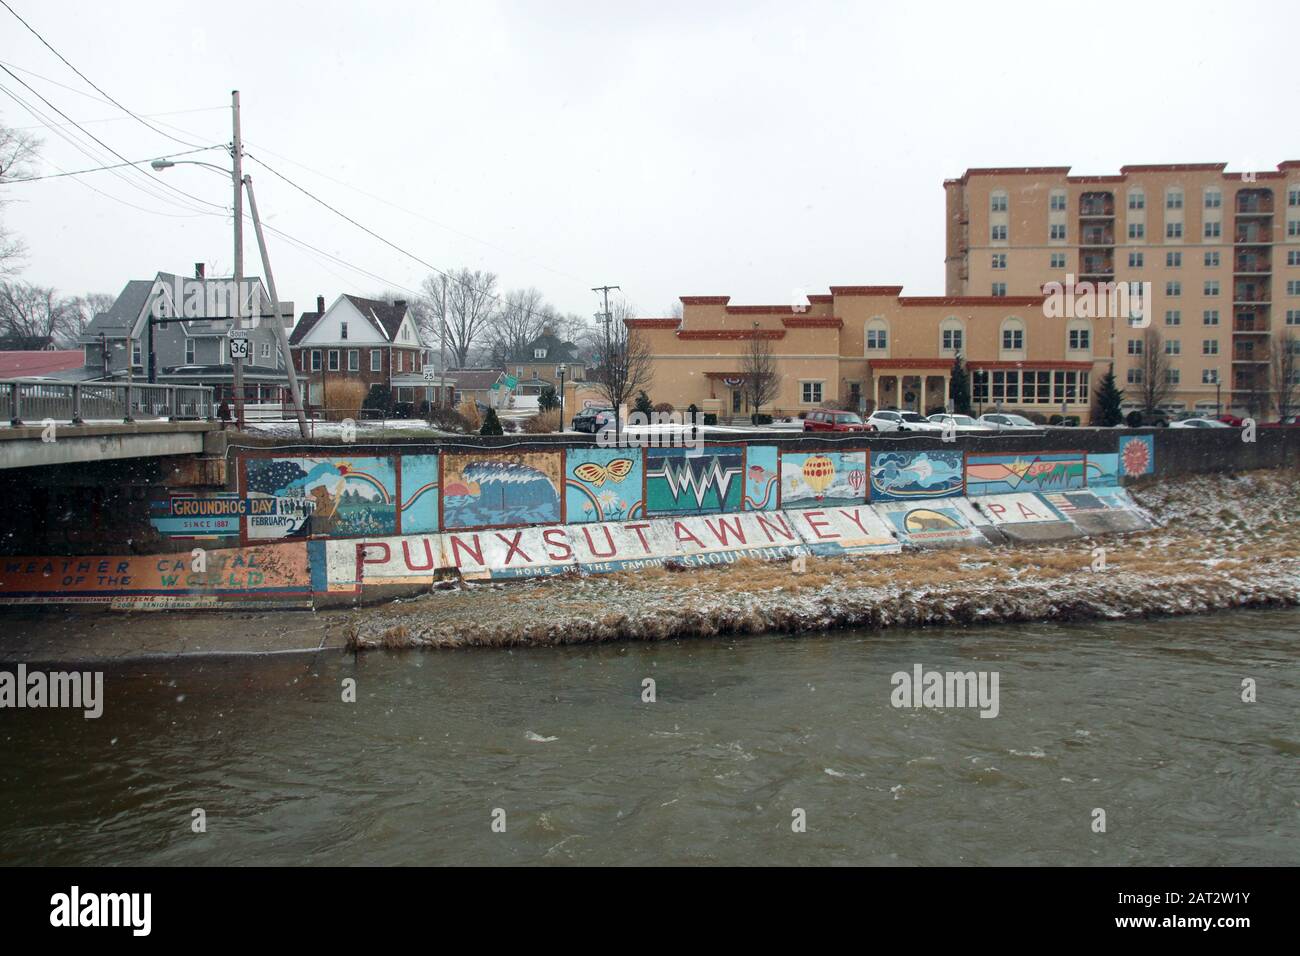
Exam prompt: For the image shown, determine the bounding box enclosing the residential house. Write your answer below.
[506,329,586,395]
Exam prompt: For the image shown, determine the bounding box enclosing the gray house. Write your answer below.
[80,269,295,403]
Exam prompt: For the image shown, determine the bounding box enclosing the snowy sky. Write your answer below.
[2,0,1294,320]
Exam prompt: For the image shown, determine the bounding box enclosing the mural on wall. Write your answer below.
[399,454,440,534]
[149,494,242,539]
[964,452,1087,497]
[1086,453,1119,487]
[870,450,963,501]
[245,456,395,538]
[780,451,868,510]
[743,445,780,511]
[1117,435,1155,477]
[645,446,744,516]
[876,501,981,546]
[564,448,644,523]
[441,451,562,529]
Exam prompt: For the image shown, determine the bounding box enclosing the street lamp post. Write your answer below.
[556,364,567,432]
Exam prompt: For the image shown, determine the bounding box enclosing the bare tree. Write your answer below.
[739,322,781,419]
[1272,331,1299,420]
[60,291,115,347]
[0,120,41,277]
[589,300,653,436]
[485,287,550,366]
[419,268,499,368]
[0,281,80,344]
[1137,327,1174,413]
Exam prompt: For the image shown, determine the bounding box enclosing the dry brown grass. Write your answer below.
[323,379,367,421]
[457,400,482,432]
[521,409,561,434]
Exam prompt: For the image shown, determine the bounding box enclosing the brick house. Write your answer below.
[290,294,447,408]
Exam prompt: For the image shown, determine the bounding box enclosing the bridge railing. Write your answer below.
[0,379,214,425]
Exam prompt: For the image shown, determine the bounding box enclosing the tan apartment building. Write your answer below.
[628,287,1100,421]
[945,162,1300,414]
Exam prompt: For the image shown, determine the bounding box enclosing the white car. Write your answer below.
[1169,417,1230,429]
[868,410,945,433]
[977,413,1040,430]
[927,413,992,432]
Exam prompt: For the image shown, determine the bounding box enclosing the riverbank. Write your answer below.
[347,469,1300,649]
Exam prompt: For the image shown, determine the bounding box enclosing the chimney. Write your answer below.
[195,262,205,279]
[394,299,407,309]
[317,295,325,314]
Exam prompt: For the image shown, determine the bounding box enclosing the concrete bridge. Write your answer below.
[0,378,218,469]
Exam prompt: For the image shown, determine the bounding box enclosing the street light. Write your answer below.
[556,364,567,432]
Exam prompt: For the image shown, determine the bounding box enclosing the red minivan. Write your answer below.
[802,410,872,432]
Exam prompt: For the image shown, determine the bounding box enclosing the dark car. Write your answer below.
[802,409,872,432]
[571,407,615,433]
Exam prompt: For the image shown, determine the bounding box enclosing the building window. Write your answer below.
[991,253,1006,270]
[328,350,339,370]
[1205,251,1220,267]
[1288,250,1300,266]
[1166,281,1181,296]
[1203,310,1220,325]
[261,342,271,358]
[1128,223,1145,239]
[1000,318,1025,351]
[311,350,321,371]
[1127,338,1143,356]
[1204,221,1221,238]
[1202,368,1219,384]
[1203,340,1219,355]
[1050,253,1066,269]
[990,192,1008,212]
[801,381,823,404]
[371,349,382,371]
[534,348,547,359]
[1166,222,1183,239]
[1287,309,1300,326]
[1288,280,1300,295]
[1049,192,1066,211]
[184,339,195,364]
[395,352,403,373]
[991,282,1007,297]
[991,224,1007,241]
[1127,368,1144,385]
[1205,189,1221,209]
[1289,220,1300,237]
[348,349,359,371]
[1204,281,1220,296]
[1166,251,1181,267]
[1165,368,1180,385]
[1165,340,1181,355]
[1129,252,1144,268]
[1068,328,1090,350]
[1128,191,1145,210]
[940,318,964,353]
[1049,224,1067,241]
[1166,189,1183,209]
[1165,310,1181,326]
[340,321,348,341]
[866,328,888,350]
[131,341,142,366]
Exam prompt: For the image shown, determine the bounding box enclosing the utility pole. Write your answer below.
[592,284,620,433]
[243,174,309,437]
[440,273,448,407]
[231,90,246,429]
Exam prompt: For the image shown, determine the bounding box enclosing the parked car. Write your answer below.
[1125,408,1170,427]
[926,413,991,432]
[571,406,615,433]
[867,410,940,432]
[1215,413,1245,427]
[1169,417,1230,429]
[803,409,871,432]
[977,413,1039,430]
[1260,415,1300,428]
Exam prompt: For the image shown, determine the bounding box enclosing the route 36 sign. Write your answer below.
[228,329,250,360]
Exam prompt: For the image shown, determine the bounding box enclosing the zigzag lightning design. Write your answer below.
[649,457,740,508]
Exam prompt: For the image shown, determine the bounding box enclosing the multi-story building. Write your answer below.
[506,328,586,395]
[945,162,1300,414]
[628,287,1097,421]
[290,294,443,408]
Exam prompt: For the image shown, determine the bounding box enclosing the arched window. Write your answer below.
[865,317,890,356]
[939,316,965,355]
[999,316,1026,355]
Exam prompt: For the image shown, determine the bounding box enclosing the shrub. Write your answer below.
[427,407,471,433]
[538,385,559,411]
[362,383,392,413]
[653,401,674,414]
[1125,410,1144,428]
[480,407,504,435]
[703,412,718,426]
[324,378,367,422]
[751,413,773,425]
[457,400,482,432]
[1020,410,1048,425]
[634,391,654,416]
[521,409,561,434]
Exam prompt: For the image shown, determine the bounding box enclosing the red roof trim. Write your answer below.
[867,359,952,369]
[725,304,804,314]
[679,296,730,305]
[623,318,681,329]
[899,295,1046,307]
[781,317,843,328]
[677,330,786,340]
[1119,163,1226,173]
[829,285,904,296]
[959,166,1071,184]
[968,361,1095,370]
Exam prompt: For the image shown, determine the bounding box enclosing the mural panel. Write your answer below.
[564,448,644,523]
[870,450,964,501]
[743,445,780,511]
[670,512,807,566]
[441,451,562,529]
[645,446,743,516]
[442,525,573,579]
[784,506,899,556]
[964,452,1087,497]
[780,451,868,510]
[1085,453,1119,487]
[399,454,441,533]
[244,456,396,538]
[974,493,1064,525]
[569,519,676,573]
[1117,435,1155,477]
[874,501,982,547]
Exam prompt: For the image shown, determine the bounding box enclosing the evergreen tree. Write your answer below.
[949,354,972,415]
[634,390,654,417]
[538,385,559,411]
[479,407,504,435]
[1094,369,1125,426]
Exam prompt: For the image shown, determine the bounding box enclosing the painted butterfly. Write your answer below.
[572,458,634,486]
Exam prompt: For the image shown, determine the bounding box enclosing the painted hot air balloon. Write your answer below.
[801,455,835,499]
[847,469,865,496]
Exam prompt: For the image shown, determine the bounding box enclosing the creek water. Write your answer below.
[1,609,1296,865]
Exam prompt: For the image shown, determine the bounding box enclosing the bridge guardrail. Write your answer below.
[0,379,214,426]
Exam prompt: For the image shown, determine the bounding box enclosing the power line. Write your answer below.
[0,0,209,150]
[7,105,227,132]
[4,144,225,183]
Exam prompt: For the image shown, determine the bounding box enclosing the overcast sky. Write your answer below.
[2,0,1295,321]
